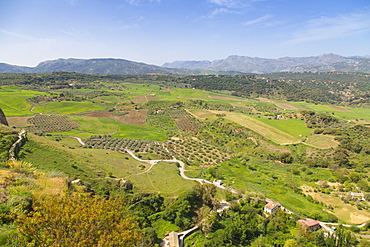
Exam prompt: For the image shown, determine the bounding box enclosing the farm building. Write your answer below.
[350,192,365,201]
[264,201,280,214]
[298,219,321,231]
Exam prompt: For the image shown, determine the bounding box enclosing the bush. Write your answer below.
[16,194,143,246]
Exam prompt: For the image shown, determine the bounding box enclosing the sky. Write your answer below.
[1,0,370,67]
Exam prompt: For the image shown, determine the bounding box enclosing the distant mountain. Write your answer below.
[0,63,32,73]
[33,58,182,74]
[0,58,205,75]
[2,54,370,75]
[163,54,370,73]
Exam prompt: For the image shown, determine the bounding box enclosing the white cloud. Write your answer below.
[207,0,265,8]
[205,8,236,18]
[290,12,370,44]
[243,14,272,26]
[207,0,244,8]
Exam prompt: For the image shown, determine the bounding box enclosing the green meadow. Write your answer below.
[128,161,197,197]
[112,123,167,141]
[281,101,370,121]
[33,101,105,114]
[253,117,313,139]
[51,116,167,141]
[0,86,46,116]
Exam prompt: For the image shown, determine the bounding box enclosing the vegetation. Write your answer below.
[1,71,370,246]
[16,194,143,246]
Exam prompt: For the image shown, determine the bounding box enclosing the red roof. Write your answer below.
[299,219,320,227]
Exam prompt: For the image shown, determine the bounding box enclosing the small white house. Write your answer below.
[264,201,280,214]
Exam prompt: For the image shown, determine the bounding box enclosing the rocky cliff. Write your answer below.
[0,109,9,126]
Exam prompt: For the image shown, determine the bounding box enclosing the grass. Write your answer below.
[19,134,194,197]
[49,116,167,141]
[253,117,313,138]
[72,148,148,178]
[210,110,303,144]
[19,137,97,179]
[33,101,105,114]
[210,157,337,221]
[115,83,161,97]
[285,101,370,122]
[112,123,167,141]
[155,88,210,101]
[6,116,32,127]
[68,116,119,135]
[304,135,338,149]
[0,86,46,116]
[129,161,197,197]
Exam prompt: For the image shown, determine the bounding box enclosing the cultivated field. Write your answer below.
[33,101,105,114]
[304,134,338,149]
[209,110,303,144]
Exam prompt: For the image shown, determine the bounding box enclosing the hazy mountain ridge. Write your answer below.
[1,54,370,75]
[163,54,370,73]
[0,58,197,75]
[0,63,33,73]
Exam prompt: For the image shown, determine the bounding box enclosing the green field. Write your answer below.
[33,101,105,114]
[279,101,370,121]
[112,123,167,141]
[154,87,211,101]
[0,86,46,116]
[50,116,167,141]
[252,116,313,138]
[128,161,197,196]
[210,110,303,144]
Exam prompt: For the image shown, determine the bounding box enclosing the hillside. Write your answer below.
[163,53,370,73]
[1,73,370,246]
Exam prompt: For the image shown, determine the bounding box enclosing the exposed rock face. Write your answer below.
[0,109,9,126]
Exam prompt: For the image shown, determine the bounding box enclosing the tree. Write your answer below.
[17,194,143,246]
[280,153,293,164]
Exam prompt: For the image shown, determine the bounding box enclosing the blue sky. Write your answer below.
[1,0,370,66]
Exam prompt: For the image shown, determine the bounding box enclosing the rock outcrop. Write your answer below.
[0,109,9,126]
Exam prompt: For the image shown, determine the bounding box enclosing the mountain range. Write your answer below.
[163,53,370,74]
[0,58,188,75]
[1,54,370,75]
